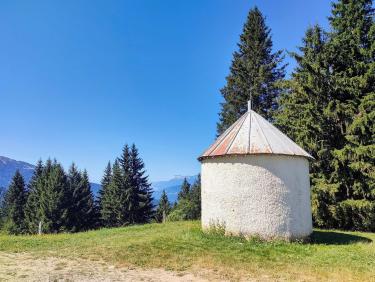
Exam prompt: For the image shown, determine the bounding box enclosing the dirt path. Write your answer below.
[0,252,219,282]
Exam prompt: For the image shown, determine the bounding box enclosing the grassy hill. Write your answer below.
[0,221,374,281]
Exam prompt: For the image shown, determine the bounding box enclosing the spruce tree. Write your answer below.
[119,144,137,224]
[39,160,70,233]
[24,159,43,233]
[178,178,190,201]
[5,170,27,234]
[97,161,112,225]
[67,163,81,231]
[326,0,375,230]
[276,0,375,231]
[190,174,201,219]
[67,164,96,232]
[79,170,96,230]
[275,26,338,227]
[129,144,154,223]
[97,162,111,207]
[155,190,171,222]
[217,6,285,135]
[100,160,124,227]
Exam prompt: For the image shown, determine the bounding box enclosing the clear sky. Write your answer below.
[0,0,331,183]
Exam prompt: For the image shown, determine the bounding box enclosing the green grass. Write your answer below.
[0,221,374,281]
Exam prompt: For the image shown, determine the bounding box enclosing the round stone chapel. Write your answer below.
[198,102,313,240]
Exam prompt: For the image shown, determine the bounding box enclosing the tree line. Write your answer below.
[218,0,374,231]
[0,144,155,234]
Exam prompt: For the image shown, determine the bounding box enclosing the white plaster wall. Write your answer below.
[201,155,312,240]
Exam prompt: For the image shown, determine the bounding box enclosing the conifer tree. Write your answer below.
[275,26,338,227]
[67,163,81,231]
[100,160,124,227]
[276,0,374,231]
[190,174,201,219]
[129,144,154,223]
[119,144,137,224]
[97,162,111,207]
[178,178,190,201]
[67,164,96,232]
[5,170,27,234]
[326,0,375,230]
[39,160,70,233]
[326,0,374,196]
[217,6,285,135]
[156,190,171,222]
[78,170,96,230]
[24,159,43,233]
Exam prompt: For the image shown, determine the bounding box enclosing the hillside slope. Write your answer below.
[0,156,34,188]
[0,221,374,281]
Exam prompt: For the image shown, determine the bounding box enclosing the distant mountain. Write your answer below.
[0,156,35,188]
[152,175,198,203]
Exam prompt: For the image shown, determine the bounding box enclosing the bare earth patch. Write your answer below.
[0,252,220,282]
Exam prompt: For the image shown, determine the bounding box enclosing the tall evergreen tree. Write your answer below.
[67,164,96,232]
[100,160,124,227]
[190,174,201,220]
[66,163,81,231]
[39,160,70,233]
[178,178,190,201]
[98,162,111,207]
[129,144,154,223]
[78,170,96,230]
[276,0,374,231]
[4,170,27,234]
[217,6,285,135]
[275,26,338,227]
[326,0,375,230]
[24,159,44,233]
[155,190,171,222]
[119,144,138,224]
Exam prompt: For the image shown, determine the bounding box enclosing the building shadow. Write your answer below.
[310,230,372,245]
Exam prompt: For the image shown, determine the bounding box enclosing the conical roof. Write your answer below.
[199,107,313,161]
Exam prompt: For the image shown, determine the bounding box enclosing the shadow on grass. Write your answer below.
[310,230,372,245]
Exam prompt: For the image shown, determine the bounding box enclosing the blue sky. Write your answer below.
[0,0,331,183]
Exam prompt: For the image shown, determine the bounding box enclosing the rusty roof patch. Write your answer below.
[198,110,314,161]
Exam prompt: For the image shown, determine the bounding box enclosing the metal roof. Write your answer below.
[199,108,313,161]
